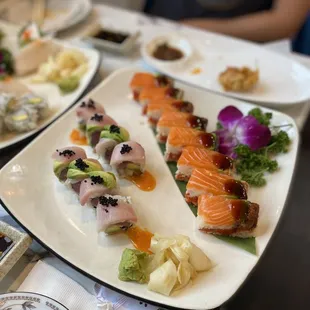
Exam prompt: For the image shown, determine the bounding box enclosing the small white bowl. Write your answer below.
[0,221,32,281]
[141,33,193,69]
[84,26,140,55]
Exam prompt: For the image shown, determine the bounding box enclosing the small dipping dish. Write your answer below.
[84,26,140,54]
[142,33,193,68]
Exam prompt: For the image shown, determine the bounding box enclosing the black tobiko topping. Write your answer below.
[80,98,96,109]
[90,175,104,185]
[99,196,118,207]
[75,158,89,171]
[58,149,76,158]
[90,113,103,122]
[109,125,120,134]
[120,144,132,154]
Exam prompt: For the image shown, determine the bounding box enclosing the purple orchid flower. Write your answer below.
[215,106,271,157]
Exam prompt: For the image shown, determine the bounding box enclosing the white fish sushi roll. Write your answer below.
[86,113,117,148]
[52,146,87,181]
[76,98,105,132]
[4,106,38,132]
[110,141,145,178]
[96,195,137,235]
[79,171,117,207]
[65,158,104,193]
[0,93,20,116]
[19,93,49,119]
[95,125,130,163]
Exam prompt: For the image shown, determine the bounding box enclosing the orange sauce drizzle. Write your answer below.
[126,171,156,191]
[126,226,153,254]
[70,129,88,145]
[191,67,202,75]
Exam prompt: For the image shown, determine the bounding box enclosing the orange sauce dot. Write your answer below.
[70,128,88,145]
[191,67,202,75]
[126,170,156,191]
[126,226,153,254]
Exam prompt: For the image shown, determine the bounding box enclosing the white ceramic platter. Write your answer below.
[141,29,310,107]
[0,67,299,310]
[0,292,68,309]
[0,27,100,149]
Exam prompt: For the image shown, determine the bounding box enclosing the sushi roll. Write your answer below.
[52,146,87,181]
[96,195,137,234]
[130,72,173,101]
[147,99,194,126]
[19,93,49,119]
[139,87,184,114]
[14,39,61,76]
[95,125,130,162]
[185,168,248,205]
[176,147,233,181]
[110,141,145,178]
[156,111,208,143]
[66,158,103,191]
[197,195,259,237]
[165,127,217,162]
[76,98,105,132]
[4,106,38,132]
[0,93,20,116]
[86,113,117,148]
[79,171,117,207]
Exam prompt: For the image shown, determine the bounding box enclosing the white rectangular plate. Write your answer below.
[141,26,310,107]
[0,67,299,309]
[0,21,100,150]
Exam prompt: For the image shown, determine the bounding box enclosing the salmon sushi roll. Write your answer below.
[165,127,217,162]
[139,86,184,114]
[197,195,259,237]
[147,99,194,126]
[186,168,248,205]
[176,147,233,181]
[130,72,173,101]
[156,111,208,143]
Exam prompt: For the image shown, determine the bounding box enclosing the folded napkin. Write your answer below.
[18,260,98,310]
[95,284,157,310]
[17,259,158,310]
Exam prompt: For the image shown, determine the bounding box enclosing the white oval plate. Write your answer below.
[0,23,100,150]
[0,67,299,310]
[0,292,68,310]
[141,28,310,107]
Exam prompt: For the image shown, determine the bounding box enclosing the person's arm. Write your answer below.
[182,0,310,42]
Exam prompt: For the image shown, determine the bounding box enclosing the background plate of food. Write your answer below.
[0,21,100,150]
[0,67,299,309]
[141,28,310,107]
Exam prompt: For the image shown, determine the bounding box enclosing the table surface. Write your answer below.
[1,3,310,310]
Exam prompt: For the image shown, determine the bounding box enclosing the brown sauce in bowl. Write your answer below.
[153,43,183,61]
[93,30,129,44]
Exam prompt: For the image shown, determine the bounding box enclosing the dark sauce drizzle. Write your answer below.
[224,180,247,200]
[187,115,208,130]
[212,153,233,170]
[199,133,216,148]
[230,200,249,222]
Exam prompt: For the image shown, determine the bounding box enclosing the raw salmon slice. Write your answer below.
[165,127,217,162]
[176,146,233,180]
[157,111,208,143]
[186,168,248,205]
[197,194,259,237]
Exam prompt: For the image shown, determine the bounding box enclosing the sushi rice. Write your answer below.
[4,106,38,132]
